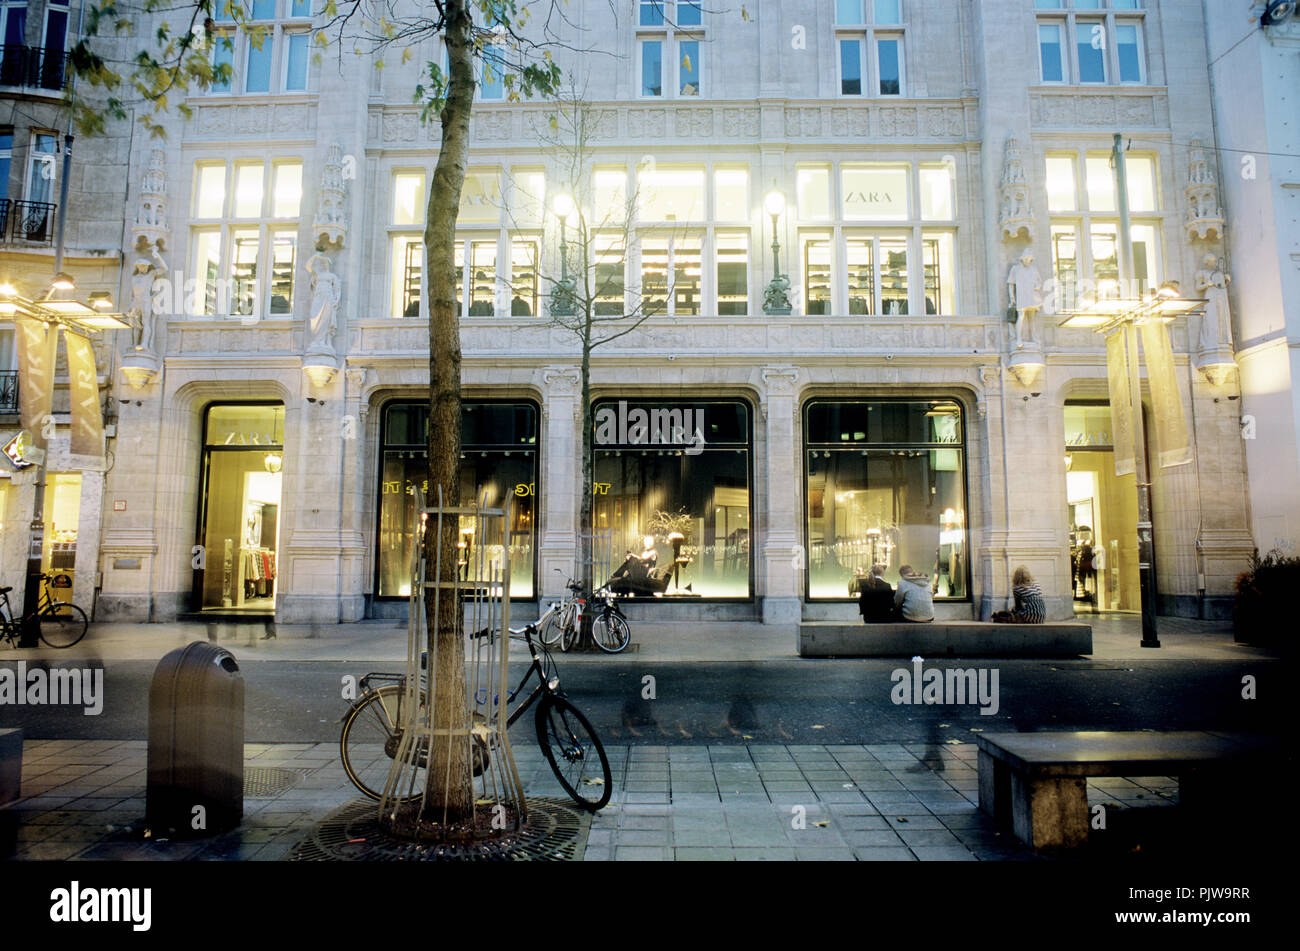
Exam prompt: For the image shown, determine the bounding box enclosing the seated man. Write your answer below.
[858,564,896,623]
[893,565,935,623]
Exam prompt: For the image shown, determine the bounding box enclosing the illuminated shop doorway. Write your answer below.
[1064,402,1140,614]
[42,472,81,589]
[193,403,285,614]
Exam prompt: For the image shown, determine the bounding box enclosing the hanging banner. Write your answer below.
[64,330,106,465]
[15,317,57,453]
[1105,328,1135,477]
[1140,320,1192,468]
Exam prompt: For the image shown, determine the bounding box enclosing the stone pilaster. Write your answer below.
[538,365,581,598]
[756,365,801,624]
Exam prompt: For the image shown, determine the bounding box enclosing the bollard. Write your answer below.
[146,642,244,838]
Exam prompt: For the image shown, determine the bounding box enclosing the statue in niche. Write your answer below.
[306,252,341,354]
[127,244,167,355]
[1195,253,1233,353]
[1006,251,1043,349]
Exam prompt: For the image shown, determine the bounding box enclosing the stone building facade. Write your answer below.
[85,0,1262,627]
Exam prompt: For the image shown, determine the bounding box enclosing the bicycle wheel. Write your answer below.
[559,611,581,652]
[38,602,88,648]
[340,684,428,802]
[537,607,565,648]
[592,611,631,653]
[535,694,611,811]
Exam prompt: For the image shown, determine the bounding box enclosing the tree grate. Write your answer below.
[288,797,589,862]
[244,766,315,798]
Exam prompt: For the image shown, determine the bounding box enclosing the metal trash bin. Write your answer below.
[146,642,244,838]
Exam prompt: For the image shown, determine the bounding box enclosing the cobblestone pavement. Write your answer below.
[4,739,1181,861]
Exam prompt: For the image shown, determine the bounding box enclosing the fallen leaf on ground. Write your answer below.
[896,816,909,823]
[969,728,984,733]
[811,724,825,729]
[945,739,962,745]
[742,734,754,740]
[582,778,605,786]
[814,821,829,827]
[939,723,950,728]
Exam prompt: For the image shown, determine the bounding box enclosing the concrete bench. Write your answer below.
[798,620,1092,657]
[977,730,1280,848]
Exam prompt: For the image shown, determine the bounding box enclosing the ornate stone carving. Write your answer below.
[1185,139,1225,242]
[998,137,1035,243]
[345,367,369,389]
[475,110,513,140]
[1007,252,1043,350]
[305,252,342,358]
[542,366,582,395]
[722,107,759,137]
[313,144,350,250]
[131,148,170,253]
[126,245,167,357]
[878,106,915,136]
[1194,253,1236,382]
[675,108,713,137]
[627,108,666,137]
[760,365,799,395]
[383,111,419,143]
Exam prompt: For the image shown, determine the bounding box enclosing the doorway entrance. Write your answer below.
[1064,402,1139,614]
[193,403,284,614]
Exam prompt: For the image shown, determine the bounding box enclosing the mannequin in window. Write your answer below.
[511,294,532,316]
[607,534,669,596]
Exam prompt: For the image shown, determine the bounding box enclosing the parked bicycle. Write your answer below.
[536,571,584,652]
[0,573,89,649]
[339,614,612,811]
[589,586,631,653]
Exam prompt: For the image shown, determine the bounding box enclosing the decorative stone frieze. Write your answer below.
[998,137,1034,243]
[312,144,349,250]
[1185,139,1225,242]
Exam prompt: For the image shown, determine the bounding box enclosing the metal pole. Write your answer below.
[1113,132,1159,648]
[770,212,781,278]
[53,135,73,277]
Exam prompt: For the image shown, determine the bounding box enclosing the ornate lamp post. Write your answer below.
[762,189,791,315]
[551,192,576,317]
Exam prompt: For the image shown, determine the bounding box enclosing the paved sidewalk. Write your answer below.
[0,613,1272,664]
[3,738,1182,861]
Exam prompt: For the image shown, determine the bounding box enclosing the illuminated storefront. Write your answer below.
[804,399,968,601]
[376,400,537,599]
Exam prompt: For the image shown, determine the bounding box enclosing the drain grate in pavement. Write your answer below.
[289,797,588,861]
[244,766,315,798]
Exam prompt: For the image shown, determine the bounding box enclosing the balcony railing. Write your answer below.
[0,371,17,414]
[0,45,68,91]
[0,198,56,245]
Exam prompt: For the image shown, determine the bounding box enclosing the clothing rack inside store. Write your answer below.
[240,544,277,599]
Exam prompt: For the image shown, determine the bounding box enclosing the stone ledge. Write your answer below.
[798,620,1092,657]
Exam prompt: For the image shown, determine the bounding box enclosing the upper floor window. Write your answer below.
[1036,0,1145,85]
[208,0,313,96]
[836,0,905,96]
[638,0,704,98]
[189,158,303,317]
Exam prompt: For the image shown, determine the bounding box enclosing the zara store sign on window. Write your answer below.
[841,167,909,220]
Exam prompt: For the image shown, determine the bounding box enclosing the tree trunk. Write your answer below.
[577,320,594,647]
[422,0,474,823]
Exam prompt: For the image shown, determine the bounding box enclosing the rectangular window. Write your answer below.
[846,239,874,315]
[797,166,832,220]
[1050,224,1078,312]
[393,171,426,225]
[230,230,260,315]
[641,40,663,96]
[1124,155,1155,212]
[468,241,497,315]
[641,237,670,316]
[480,44,505,100]
[271,162,302,217]
[640,0,665,27]
[211,35,234,92]
[594,235,626,315]
[1085,155,1115,211]
[714,168,748,221]
[879,236,908,315]
[250,0,275,19]
[836,0,863,24]
[391,236,422,317]
[638,167,705,222]
[195,164,227,218]
[290,0,312,15]
[25,133,57,205]
[678,39,700,96]
[673,236,702,315]
[1116,24,1142,83]
[919,165,954,220]
[594,168,628,224]
[193,231,222,314]
[678,1,703,26]
[509,239,538,316]
[716,234,748,316]
[593,399,751,599]
[804,240,832,315]
[458,170,500,223]
[1038,23,1064,82]
[1129,223,1157,295]
[269,232,295,314]
[840,39,863,95]
[1089,223,1119,296]
[245,34,273,92]
[1045,155,1077,211]
[233,163,264,217]
[453,241,465,317]
[841,166,909,220]
[921,232,954,315]
[1076,21,1106,83]
[874,0,902,22]
[876,36,902,95]
[284,33,308,90]
[510,168,545,225]
[805,399,968,601]
[0,130,11,200]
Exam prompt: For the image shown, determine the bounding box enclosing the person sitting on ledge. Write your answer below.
[858,564,897,623]
[991,565,1046,623]
[607,535,671,597]
[894,565,934,623]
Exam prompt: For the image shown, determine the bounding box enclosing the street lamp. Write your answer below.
[762,189,791,315]
[0,280,128,646]
[551,192,576,317]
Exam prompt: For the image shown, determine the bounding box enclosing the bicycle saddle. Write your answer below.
[0,586,10,594]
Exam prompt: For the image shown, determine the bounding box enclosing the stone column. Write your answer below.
[72,469,104,615]
[538,366,581,599]
[756,365,800,624]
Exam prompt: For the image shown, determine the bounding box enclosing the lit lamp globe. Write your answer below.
[763,190,785,219]
[552,192,575,221]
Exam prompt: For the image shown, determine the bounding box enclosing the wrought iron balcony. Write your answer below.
[0,198,56,245]
[0,371,17,414]
[0,44,68,91]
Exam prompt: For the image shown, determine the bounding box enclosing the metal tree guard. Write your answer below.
[377,485,528,837]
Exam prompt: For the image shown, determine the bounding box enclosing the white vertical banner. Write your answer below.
[64,330,107,468]
[1105,329,1135,477]
[1139,320,1192,468]
[15,317,57,453]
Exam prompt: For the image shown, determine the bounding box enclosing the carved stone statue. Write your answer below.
[306,252,341,355]
[127,244,167,355]
[763,274,792,315]
[1006,252,1042,348]
[1196,253,1233,354]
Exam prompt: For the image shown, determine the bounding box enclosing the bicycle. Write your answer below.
[536,570,584,652]
[0,573,89,649]
[339,615,612,811]
[589,586,631,653]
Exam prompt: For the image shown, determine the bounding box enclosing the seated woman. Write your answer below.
[893,565,934,623]
[857,565,897,623]
[607,536,670,597]
[991,565,1046,623]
